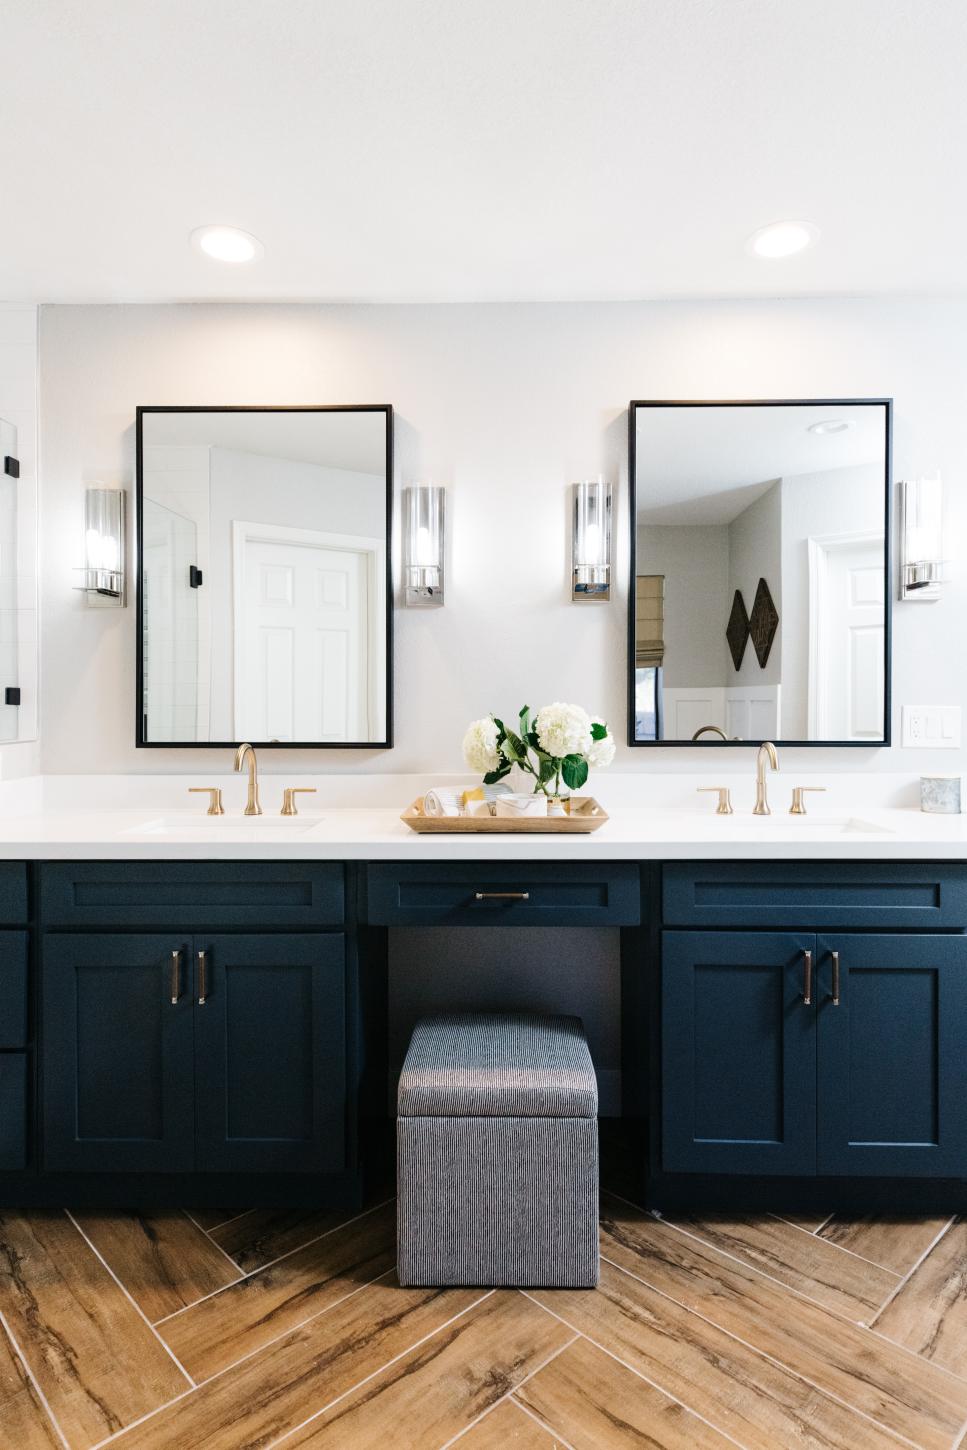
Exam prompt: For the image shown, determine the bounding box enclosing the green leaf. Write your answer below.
[502,728,528,763]
[538,757,557,784]
[561,754,589,790]
[590,721,607,741]
[483,764,511,785]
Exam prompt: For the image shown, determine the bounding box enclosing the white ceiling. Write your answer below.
[3,0,965,304]
[142,409,386,475]
[636,403,886,524]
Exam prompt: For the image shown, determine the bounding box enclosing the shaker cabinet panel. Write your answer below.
[662,931,817,1175]
[42,934,195,1172]
[0,933,28,1048]
[817,934,967,1177]
[193,934,347,1173]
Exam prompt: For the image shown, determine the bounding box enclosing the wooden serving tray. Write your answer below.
[400,796,609,834]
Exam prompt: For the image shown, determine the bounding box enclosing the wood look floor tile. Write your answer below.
[0,1320,64,1449]
[186,1209,247,1233]
[71,1209,243,1321]
[0,1210,189,1448]
[873,1218,967,1374]
[159,1199,396,1381]
[277,1292,572,1448]
[820,1216,952,1277]
[209,1205,355,1272]
[517,1334,737,1450]
[458,1397,565,1448]
[111,1274,487,1450]
[530,1260,906,1449]
[599,1198,967,1450]
[778,1214,832,1233]
[671,1214,899,1321]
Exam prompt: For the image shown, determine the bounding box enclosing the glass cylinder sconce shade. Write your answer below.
[572,478,612,600]
[899,475,944,602]
[403,484,445,607]
[75,488,126,606]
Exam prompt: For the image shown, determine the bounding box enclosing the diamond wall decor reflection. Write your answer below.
[726,590,750,670]
[749,576,779,668]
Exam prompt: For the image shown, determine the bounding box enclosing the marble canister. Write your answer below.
[920,776,963,814]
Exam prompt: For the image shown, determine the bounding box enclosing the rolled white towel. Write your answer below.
[423,788,464,817]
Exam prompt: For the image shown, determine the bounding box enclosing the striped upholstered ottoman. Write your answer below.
[397,1012,599,1288]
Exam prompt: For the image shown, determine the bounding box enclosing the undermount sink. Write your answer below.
[740,814,895,836]
[124,814,322,837]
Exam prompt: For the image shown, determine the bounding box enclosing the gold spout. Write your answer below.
[753,741,779,816]
[234,742,262,816]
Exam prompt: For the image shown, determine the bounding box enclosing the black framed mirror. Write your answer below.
[628,399,892,747]
[136,404,393,748]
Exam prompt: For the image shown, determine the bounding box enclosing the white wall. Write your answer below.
[0,304,39,778]
[636,524,729,687]
[36,298,967,775]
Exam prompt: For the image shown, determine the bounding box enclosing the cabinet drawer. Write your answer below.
[664,863,967,929]
[0,865,27,925]
[365,862,640,926]
[40,863,344,929]
[0,1055,27,1170]
[0,934,27,1047]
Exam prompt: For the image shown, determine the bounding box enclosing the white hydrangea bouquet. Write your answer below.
[462,702,615,797]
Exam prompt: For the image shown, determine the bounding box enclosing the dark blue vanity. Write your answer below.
[1,856,965,1211]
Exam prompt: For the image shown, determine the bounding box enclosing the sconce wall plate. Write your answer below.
[899,475,944,602]
[403,484,446,607]
[572,478,612,601]
[75,488,126,607]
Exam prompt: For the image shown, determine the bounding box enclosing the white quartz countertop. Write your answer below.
[0,774,964,859]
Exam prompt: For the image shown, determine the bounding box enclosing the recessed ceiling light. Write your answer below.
[747,220,819,259]
[808,419,852,435]
[190,225,264,264]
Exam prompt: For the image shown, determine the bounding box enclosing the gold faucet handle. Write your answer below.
[281,787,317,817]
[790,785,826,816]
[697,786,734,816]
[188,787,225,816]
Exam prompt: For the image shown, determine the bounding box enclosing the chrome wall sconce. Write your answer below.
[403,484,446,607]
[571,478,612,601]
[75,488,126,606]
[899,475,944,602]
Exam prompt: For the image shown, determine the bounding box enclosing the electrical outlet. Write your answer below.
[901,706,962,748]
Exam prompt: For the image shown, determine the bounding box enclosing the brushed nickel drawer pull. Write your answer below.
[474,891,531,901]
[802,949,813,1006]
[170,950,182,1005]
[831,950,841,1006]
[197,949,208,1005]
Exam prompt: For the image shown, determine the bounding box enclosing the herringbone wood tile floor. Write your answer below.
[0,1191,966,1449]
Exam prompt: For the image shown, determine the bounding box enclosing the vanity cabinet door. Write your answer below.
[42,935,195,1172]
[193,934,346,1174]
[817,934,967,1177]
[662,930,817,1176]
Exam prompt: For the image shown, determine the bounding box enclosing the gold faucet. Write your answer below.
[754,741,779,816]
[234,742,262,816]
[692,724,730,741]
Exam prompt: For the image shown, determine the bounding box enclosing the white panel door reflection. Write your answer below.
[234,523,370,742]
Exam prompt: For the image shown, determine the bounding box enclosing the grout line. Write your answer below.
[597,1251,925,1450]
[87,1268,401,1450]
[168,1209,249,1293]
[656,1214,897,1327]
[755,1211,904,1278]
[867,1217,957,1328]
[264,1289,496,1450]
[63,1209,196,1389]
[154,1196,396,1326]
[521,1292,748,1450]
[951,1409,967,1450]
[0,1309,72,1450]
[183,1207,252,1235]
[438,1328,579,1449]
[510,1394,580,1450]
[811,1213,835,1236]
[652,1214,967,1385]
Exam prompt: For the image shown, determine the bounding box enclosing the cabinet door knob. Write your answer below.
[197,949,208,1005]
[170,950,182,1005]
[802,949,813,1006]
[831,949,841,1006]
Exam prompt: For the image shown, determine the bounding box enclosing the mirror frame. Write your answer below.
[135,403,393,750]
[627,397,893,748]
